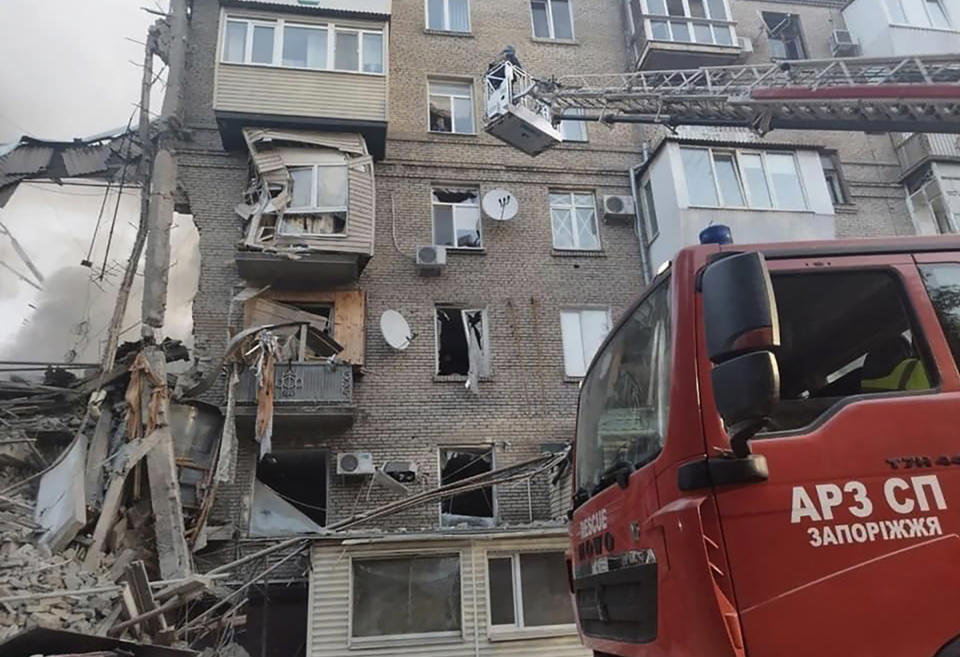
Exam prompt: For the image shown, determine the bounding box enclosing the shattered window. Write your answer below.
[283,24,328,69]
[352,555,462,638]
[489,552,575,629]
[436,307,489,377]
[440,447,494,527]
[251,449,328,536]
[282,162,349,236]
[550,191,600,250]
[763,12,807,59]
[429,80,475,134]
[433,188,482,249]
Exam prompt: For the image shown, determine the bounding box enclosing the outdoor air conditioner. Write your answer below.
[416,245,447,275]
[602,195,635,223]
[830,29,859,57]
[337,451,375,476]
[738,36,754,53]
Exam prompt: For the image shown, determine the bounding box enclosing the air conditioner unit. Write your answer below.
[738,36,754,53]
[381,460,418,483]
[416,245,447,276]
[602,195,635,223]
[337,451,375,476]
[830,29,859,57]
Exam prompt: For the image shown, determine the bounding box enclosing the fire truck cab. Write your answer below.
[570,236,960,657]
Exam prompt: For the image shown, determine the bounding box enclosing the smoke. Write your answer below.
[0,183,199,366]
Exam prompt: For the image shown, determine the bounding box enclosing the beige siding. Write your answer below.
[308,535,589,657]
[215,65,387,123]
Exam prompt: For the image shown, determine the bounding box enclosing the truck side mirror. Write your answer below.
[702,252,781,456]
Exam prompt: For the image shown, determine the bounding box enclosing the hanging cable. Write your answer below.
[99,110,137,281]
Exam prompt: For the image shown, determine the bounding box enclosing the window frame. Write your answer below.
[679,146,809,212]
[762,11,808,60]
[750,266,941,440]
[529,0,577,40]
[560,307,612,379]
[348,551,466,646]
[485,550,578,637]
[434,306,491,377]
[438,446,497,527]
[559,108,589,143]
[639,0,736,47]
[427,78,477,135]
[426,0,472,32]
[820,151,850,207]
[432,187,483,250]
[281,162,350,237]
[885,0,954,28]
[549,190,602,251]
[219,14,386,76]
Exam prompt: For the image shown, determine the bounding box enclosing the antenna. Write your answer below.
[482,189,519,222]
[380,310,414,351]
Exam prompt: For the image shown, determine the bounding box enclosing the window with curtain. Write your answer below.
[559,108,588,142]
[550,191,600,250]
[282,24,327,69]
[428,0,471,32]
[645,0,735,46]
[488,552,576,630]
[561,309,611,377]
[429,79,475,133]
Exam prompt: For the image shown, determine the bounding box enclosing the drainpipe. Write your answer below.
[630,153,653,284]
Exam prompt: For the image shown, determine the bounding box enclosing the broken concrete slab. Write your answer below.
[34,435,87,553]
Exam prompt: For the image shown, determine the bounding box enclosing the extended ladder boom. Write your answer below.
[484,55,960,156]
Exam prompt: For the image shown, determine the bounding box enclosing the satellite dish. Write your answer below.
[482,189,519,222]
[380,310,413,351]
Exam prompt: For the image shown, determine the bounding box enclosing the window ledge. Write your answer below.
[443,247,487,255]
[686,205,815,214]
[552,248,606,258]
[349,633,463,650]
[833,203,858,215]
[434,374,493,383]
[530,36,580,46]
[563,376,584,385]
[424,28,475,38]
[488,627,579,642]
[428,130,480,138]
[888,22,960,34]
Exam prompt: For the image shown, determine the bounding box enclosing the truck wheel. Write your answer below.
[936,637,960,657]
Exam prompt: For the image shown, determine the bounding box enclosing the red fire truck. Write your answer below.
[570,236,960,657]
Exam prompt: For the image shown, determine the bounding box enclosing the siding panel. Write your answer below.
[215,65,387,122]
[308,536,589,657]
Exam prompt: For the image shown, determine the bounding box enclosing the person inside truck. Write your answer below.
[860,334,931,393]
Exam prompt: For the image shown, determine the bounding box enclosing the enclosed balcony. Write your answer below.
[624,0,741,71]
[213,0,390,159]
[235,362,355,429]
[843,0,960,57]
[894,132,960,176]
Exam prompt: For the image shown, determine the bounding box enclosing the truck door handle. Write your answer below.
[677,455,768,491]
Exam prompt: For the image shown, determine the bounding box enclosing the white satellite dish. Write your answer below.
[380,310,413,351]
[482,189,519,222]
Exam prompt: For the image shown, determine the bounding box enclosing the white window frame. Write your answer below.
[282,162,350,237]
[680,146,809,211]
[434,306,491,376]
[485,551,578,636]
[427,78,477,135]
[560,307,612,378]
[549,190,602,251]
[639,178,659,243]
[348,550,466,647]
[639,0,736,46]
[220,14,385,75]
[438,446,497,526]
[432,187,483,249]
[884,0,954,28]
[559,108,589,143]
[529,0,577,40]
[425,0,472,32]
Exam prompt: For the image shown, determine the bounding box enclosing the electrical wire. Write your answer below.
[99,111,137,282]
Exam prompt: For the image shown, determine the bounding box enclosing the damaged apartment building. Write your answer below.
[173,0,960,655]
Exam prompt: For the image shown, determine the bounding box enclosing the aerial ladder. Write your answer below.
[483,54,960,156]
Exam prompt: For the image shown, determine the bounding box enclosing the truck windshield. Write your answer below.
[575,278,672,495]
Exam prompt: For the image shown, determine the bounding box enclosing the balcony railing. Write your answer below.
[895,132,960,174]
[238,362,353,407]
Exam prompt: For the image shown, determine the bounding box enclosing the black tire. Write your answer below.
[936,637,960,657]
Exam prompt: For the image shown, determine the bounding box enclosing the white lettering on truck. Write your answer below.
[579,509,608,540]
[791,476,947,548]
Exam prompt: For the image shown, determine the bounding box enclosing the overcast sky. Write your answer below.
[0,1,197,366]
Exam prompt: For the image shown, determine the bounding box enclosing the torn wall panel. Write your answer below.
[34,434,87,552]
